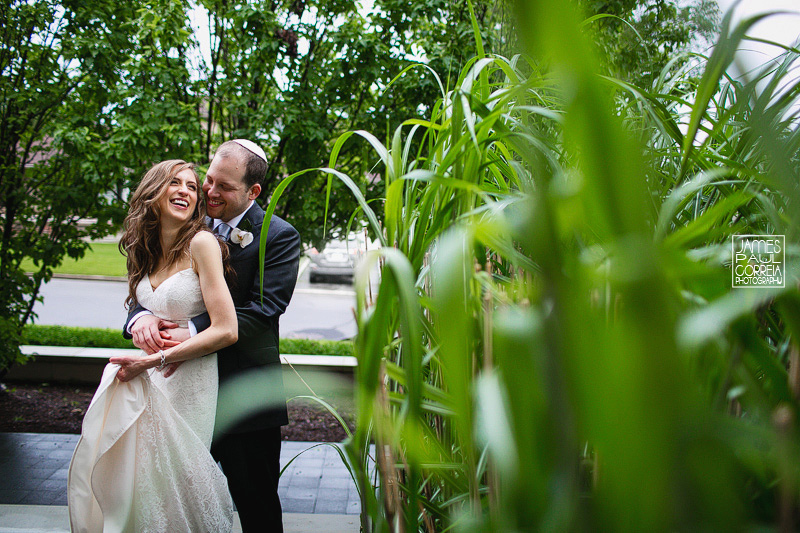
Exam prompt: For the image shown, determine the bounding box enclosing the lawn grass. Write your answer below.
[22,242,127,277]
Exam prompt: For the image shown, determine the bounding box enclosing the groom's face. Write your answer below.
[203,154,259,222]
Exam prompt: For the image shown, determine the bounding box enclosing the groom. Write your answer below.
[125,139,301,532]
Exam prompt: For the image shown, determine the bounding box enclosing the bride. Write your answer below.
[68,160,237,532]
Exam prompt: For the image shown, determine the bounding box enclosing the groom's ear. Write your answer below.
[247,183,262,200]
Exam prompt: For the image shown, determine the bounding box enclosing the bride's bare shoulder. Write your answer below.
[189,230,221,258]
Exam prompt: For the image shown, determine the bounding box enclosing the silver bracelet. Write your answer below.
[158,350,167,371]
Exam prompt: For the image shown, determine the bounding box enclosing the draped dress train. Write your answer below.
[68,268,233,532]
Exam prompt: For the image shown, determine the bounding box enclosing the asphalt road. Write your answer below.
[29,266,359,341]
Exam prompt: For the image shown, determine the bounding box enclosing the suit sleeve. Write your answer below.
[192,312,211,333]
[237,222,301,340]
[122,303,146,339]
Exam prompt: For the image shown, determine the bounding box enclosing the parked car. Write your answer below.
[307,237,369,283]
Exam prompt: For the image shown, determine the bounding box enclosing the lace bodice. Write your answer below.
[137,268,206,326]
[135,267,218,448]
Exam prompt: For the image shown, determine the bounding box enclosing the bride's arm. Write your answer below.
[112,231,237,381]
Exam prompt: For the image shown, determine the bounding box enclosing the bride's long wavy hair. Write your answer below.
[119,160,217,310]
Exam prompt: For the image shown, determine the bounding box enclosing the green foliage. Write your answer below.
[22,325,136,349]
[280,337,354,357]
[584,0,720,87]
[196,0,510,248]
[0,318,26,376]
[271,1,800,530]
[0,0,202,373]
[20,324,352,355]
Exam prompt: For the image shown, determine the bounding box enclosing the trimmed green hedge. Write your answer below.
[22,325,354,356]
[23,325,135,349]
[280,338,353,356]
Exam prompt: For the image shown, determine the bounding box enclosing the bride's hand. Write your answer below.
[110,355,152,382]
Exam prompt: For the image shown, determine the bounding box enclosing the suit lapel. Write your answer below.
[240,202,264,233]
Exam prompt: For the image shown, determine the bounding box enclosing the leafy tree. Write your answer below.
[0,0,201,373]
[196,0,509,248]
[584,0,720,86]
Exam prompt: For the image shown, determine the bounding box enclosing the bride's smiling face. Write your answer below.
[157,169,199,225]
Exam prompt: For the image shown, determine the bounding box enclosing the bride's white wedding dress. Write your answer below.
[68,268,233,533]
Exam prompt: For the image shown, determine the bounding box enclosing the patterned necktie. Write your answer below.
[214,222,232,241]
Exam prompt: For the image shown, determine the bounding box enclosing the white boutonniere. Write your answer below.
[230,227,254,248]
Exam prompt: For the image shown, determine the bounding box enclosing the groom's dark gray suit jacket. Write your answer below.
[124,202,302,434]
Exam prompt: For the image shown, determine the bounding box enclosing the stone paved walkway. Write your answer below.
[0,433,361,515]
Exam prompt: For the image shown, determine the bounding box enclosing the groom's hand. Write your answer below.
[131,315,179,354]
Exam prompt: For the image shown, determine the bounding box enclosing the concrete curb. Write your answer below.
[18,346,357,367]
